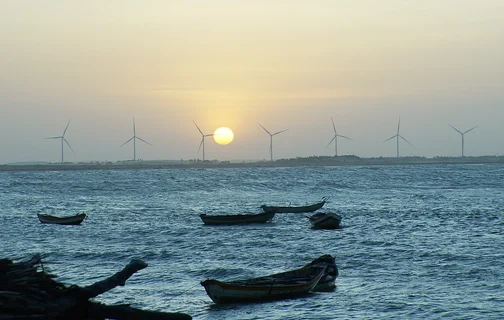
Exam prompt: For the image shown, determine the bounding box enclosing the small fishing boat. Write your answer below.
[308,212,342,230]
[200,210,276,225]
[37,212,87,225]
[260,197,327,213]
[201,265,326,304]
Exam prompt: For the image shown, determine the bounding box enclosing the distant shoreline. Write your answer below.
[2,156,504,172]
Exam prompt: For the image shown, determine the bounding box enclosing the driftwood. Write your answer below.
[0,255,191,320]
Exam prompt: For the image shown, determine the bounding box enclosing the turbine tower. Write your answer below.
[45,119,74,163]
[258,123,288,161]
[383,117,413,158]
[449,124,477,158]
[120,117,152,161]
[325,117,352,156]
[193,121,214,161]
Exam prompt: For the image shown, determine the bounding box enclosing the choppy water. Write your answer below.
[1,164,504,319]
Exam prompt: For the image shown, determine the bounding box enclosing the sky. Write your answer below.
[1,0,503,164]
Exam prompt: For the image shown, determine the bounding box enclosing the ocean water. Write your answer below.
[1,164,503,319]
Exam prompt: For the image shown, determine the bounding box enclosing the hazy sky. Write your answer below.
[1,1,503,164]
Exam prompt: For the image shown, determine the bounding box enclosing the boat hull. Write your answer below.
[37,213,86,225]
[200,211,275,225]
[303,254,339,291]
[201,266,326,304]
[308,212,342,229]
[261,198,326,213]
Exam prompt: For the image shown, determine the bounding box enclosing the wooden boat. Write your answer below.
[201,265,326,304]
[308,212,342,230]
[303,254,338,291]
[199,210,276,225]
[37,212,87,225]
[260,197,327,213]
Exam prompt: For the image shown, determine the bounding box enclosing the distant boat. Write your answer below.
[201,264,326,304]
[261,197,327,213]
[200,210,276,225]
[37,213,86,225]
[308,212,342,230]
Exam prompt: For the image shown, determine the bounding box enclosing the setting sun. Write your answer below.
[213,127,234,145]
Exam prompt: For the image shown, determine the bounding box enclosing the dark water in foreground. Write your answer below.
[1,164,504,319]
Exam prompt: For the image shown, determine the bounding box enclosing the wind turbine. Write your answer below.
[193,121,214,161]
[449,124,477,158]
[383,117,413,158]
[258,123,288,161]
[120,117,152,161]
[45,119,75,163]
[325,117,352,156]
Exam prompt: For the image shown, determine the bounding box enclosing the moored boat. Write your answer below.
[201,265,326,304]
[200,210,276,225]
[303,254,339,291]
[308,212,342,230]
[261,197,327,213]
[37,212,87,225]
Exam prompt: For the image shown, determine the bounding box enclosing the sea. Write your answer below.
[1,164,503,319]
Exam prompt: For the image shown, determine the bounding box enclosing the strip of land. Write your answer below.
[2,155,504,172]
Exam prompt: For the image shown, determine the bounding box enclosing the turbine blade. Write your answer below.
[120,137,134,147]
[463,126,478,134]
[337,134,352,140]
[397,117,401,133]
[193,121,203,135]
[197,138,203,153]
[400,135,414,146]
[64,138,75,153]
[45,136,62,139]
[136,136,152,146]
[204,133,214,137]
[325,136,336,148]
[331,117,336,134]
[272,129,288,136]
[62,119,71,136]
[383,134,397,142]
[258,123,271,135]
[133,117,136,135]
[449,124,462,134]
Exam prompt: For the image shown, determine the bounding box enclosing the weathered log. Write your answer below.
[0,315,46,319]
[88,303,192,320]
[0,256,192,320]
[72,259,148,300]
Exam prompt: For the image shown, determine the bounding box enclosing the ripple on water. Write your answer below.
[1,164,504,319]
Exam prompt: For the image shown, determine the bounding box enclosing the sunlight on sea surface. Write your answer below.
[1,164,504,319]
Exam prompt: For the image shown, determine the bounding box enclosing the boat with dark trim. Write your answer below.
[37,212,87,225]
[199,210,276,225]
[304,254,338,291]
[308,212,342,230]
[201,265,326,304]
[260,197,327,213]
